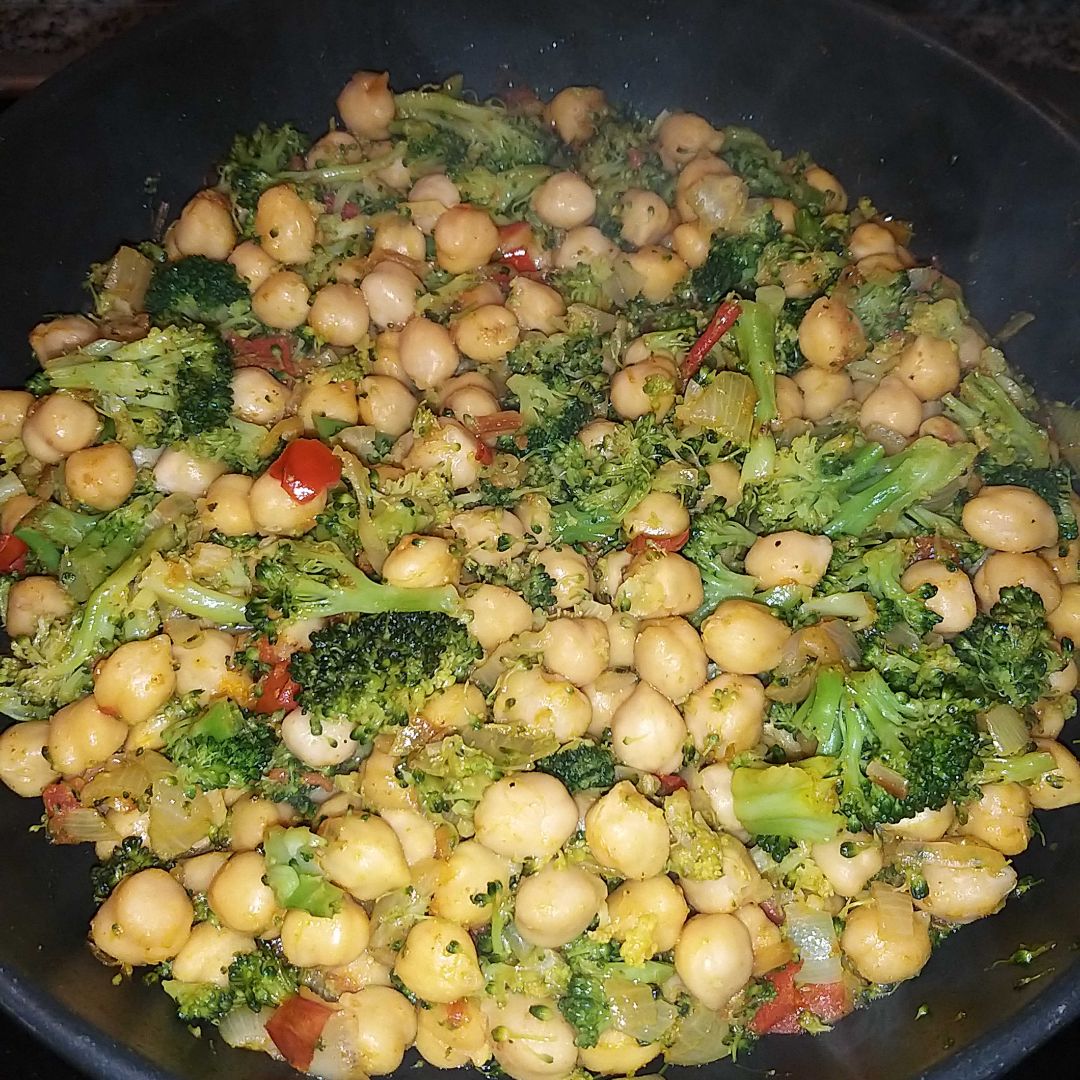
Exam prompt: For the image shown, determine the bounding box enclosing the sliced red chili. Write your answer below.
[473,439,494,466]
[265,995,335,1071]
[267,439,342,504]
[497,222,541,273]
[0,532,29,573]
[750,960,852,1035]
[682,299,742,382]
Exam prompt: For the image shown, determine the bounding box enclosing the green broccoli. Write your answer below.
[730,760,845,844]
[454,165,553,218]
[138,553,249,626]
[976,461,1078,541]
[162,980,236,1025]
[681,508,758,624]
[731,300,779,426]
[400,734,502,829]
[162,699,277,791]
[720,127,825,207]
[144,256,255,330]
[218,122,311,222]
[691,209,783,303]
[37,325,232,448]
[264,825,344,917]
[90,836,169,904]
[848,268,916,342]
[535,743,616,792]
[943,372,1051,468]
[183,417,280,473]
[227,941,301,1011]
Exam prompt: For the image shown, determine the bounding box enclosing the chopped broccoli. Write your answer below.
[731,300,779,426]
[831,539,942,635]
[681,508,758,624]
[264,825,344,918]
[144,256,254,330]
[720,127,825,207]
[162,980,236,1025]
[454,165,553,218]
[535,742,616,793]
[691,209,783,303]
[976,461,1078,541]
[183,417,279,474]
[943,372,1051,468]
[400,734,502,829]
[90,836,169,904]
[227,941,301,1012]
[848,268,915,342]
[289,612,481,742]
[218,122,311,223]
[139,553,249,626]
[162,699,277,791]
[664,787,738,881]
[731,761,845,843]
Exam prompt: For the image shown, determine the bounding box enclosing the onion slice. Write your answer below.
[785,902,843,985]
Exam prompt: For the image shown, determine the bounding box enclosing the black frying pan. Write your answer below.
[0,1,1078,1077]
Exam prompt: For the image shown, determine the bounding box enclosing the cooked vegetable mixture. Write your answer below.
[0,71,1078,1079]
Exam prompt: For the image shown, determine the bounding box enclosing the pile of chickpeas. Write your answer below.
[1,68,1080,1080]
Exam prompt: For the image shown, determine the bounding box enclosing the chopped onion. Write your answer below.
[0,472,26,506]
[867,759,909,799]
[675,370,756,446]
[368,884,432,966]
[754,284,787,317]
[148,778,224,859]
[892,838,1008,874]
[981,704,1030,757]
[97,245,153,317]
[768,620,860,703]
[785,902,842,986]
[80,751,174,806]
[218,1006,277,1052]
[800,592,877,631]
[52,807,119,844]
[664,1001,733,1066]
[460,723,559,767]
[606,977,679,1045]
[870,882,916,944]
[307,1008,366,1080]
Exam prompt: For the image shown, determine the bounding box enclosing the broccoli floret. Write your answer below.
[681,508,758,624]
[399,734,502,827]
[162,980,236,1025]
[691,209,783,303]
[38,326,232,448]
[264,825,344,918]
[731,760,845,843]
[831,539,942,635]
[289,612,481,743]
[953,586,1068,706]
[720,127,825,207]
[665,787,739,881]
[218,122,311,223]
[535,743,616,792]
[144,256,255,330]
[943,372,1051,468]
[227,941,301,1011]
[90,836,169,904]
[558,972,609,1050]
[139,553,249,626]
[848,268,916,342]
[183,417,279,474]
[163,699,277,791]
[454,165,553,218]
[547,263,615,311]
[976,461,1078,541]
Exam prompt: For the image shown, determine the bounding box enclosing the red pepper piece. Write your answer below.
[0,533,28,573]
[265,995,335,1071]
[267,439,342,503]
[682,299,742,382]
[253,660,300,714]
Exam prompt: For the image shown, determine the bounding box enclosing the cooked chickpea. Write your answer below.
[420,683,487,734]
[207,851,281,934]
[882,803,957,842]
[812,831,883,896]
[5,576,72,637]
[197,473,255,536]
[226,796,293,852]
[841,896,932,984]
[849,222,898,262]
[530,171,596,229]
[0,389,33,442]
[804,165,847,211]
[392,916,484,1003]
[607,875,689,957]
[915,841,1017,923]
[1048,582,1080,643]
[398,316,459,391]
[462,583,533,652]
[307,283,371,347]
[21,393,101,465]
[671,222,712,269]
[584,671,637,738]
[1028,738,1080,809]
[382,533,460,588]
[29,315,98,364]
[361,262,421,329]
[93,634,175,725]
[321,985,416,1077]
[624,247,689,303]
[1041,538,1080,585]
[280,896,371,968]
[282,707,358,768]
[859,376,923,437]
[900,559,977,633]
[658,112,724,169]
[319,813,411,900]
[545,85,607,144]
[172,189,236,260]
[745,531,833,589]
[357,374,417,437]
[231,367,288,426]
[694,763,750,840]
[252,269,311,329]
[493,666,592,743]
[701,600,792,675]
[248,469,328,535]
[514,864,606,949]
[700,460,742,510]
[415,996,490,1070]
[434,205,499,274]
[404,418,483,490]
[682,173,749,232]
[894,334,961,401]
[674,154,732,220]
[585,780,669,880]
[616,550,703,619]
[381,807,437,866]
[956,782,1031,854]
[793,366,854,422]
[798,296,867,370]
[683,673,766,760]
[610,681,687,774]
[228,239,278,292]
[0,721,58,797]
[537,546,594,609]
[154,446,227,497]
[451,507,524,568]
[0,494,38,535]
[337,71,395,139]
[372,217,426,262]
[622,490,689,544]
[734,903,792,976]
[963,485,1059,553]
[255,185,316,265]
[615,188,671,248]
[444,386,500,430]
[474,773,578,861]
[919,415,967,443]
[452,304,521,364]
[973,552,1062,613]
[674,913,755,1010]
[171,922,255,986]
[506,277,565,335]
[48,696,127,776]
[91,868,193,965]
[597,551,633,604]
[540,617,609,686]
[408,173,461,232]
[774,374,804,422]
[172,628,237,702]
[432,840,511,928]
[488,993,578,1080]
[554,224,618,269]
[633,617,707,703]
[298,379,360,432]
[357,749,418,814]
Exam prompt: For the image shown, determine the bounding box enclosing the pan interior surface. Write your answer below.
[0,1,1077,1079]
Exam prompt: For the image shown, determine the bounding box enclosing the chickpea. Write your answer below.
[734,902,792,977]
[607,875,689,958]
[93,634,175,725]
[919,415,967,443]
[252,267,311,328]
[973,551,1062,613]
[529,170,596,230]
[900,560,977,633]
[849,222,898,262]
[623,247,689,303]
[154,446,228,498]
[554,224,618,269]
[798,296,867,370]
[420,683,487,734]
[585,780,669,880]
[323,986,416,1076]
[172,628,237,703]
[91,868,193,965]
[48,696,127,776]
[745,531,833,589]
[231,367,288,426]
[687,763,748,841]
[462,583,533,652]
[882,803,957,842]
[372,217,426,262]
[774,374,805,423]
[793,366,854,422]
[545,86,607,145]
[226,796,294,852]
[622,491,689,544]
[1048,582,1080,643]
[21,393,101,465]
[380,807,437,866]
[674,154,732,220]
[580,1030,661,1075]
[298,380,360,432]
[812,831,883,896]
[408,173,461,233]
[361,262,421,329]
[674,913,755,1010]
[537,546,594,609]
[474,773,578,861]
[611,680,685,772]
[804,165,847,211]
[683,673,766,760]
[506,277,565,335]
[197,474,255,536]
[432,840,511,928]
[1041,538,1080,585]
[489,993,578,1080]
[633,617,707,703]
[893,334,961,401]
[255,185,315,265]
[578,419,618,451]
[0,721,58,797]
[963,486,1058,553]
[701,600,792,675]
[671,222,712,270]
[318,812,411,900]
[915,841,1017,923]
[29,315,98,364]
[228,239,279,292]
[381,533,460,588]
[450,508,524,568]
[280,896,371,968]
[282,707,358,768]
[434,205,499,274]
[841,896,932,984]
[761,197,796,235]
[5,576,72,638]
[618,188,673,248]
[357,374,417,437]
[0,389,33,442]
[493,666,592,743]
[657,112,724,170]
[584,670,637,737]
[534,618,608,688]
[415,996,490,1070]
[452,304,521,364]
[616,550,703,619]
[1028,738,1080,810]
[956,782,1031,854]
[358,750,418,814]
[398,316,459,391]
[306,282,370,347]
[514,864,606,949]
[444,387,500,430]
[859,376,923,437]
[597,552,633,605]
[393,917,484,1003]
[171,922,255,986]
[172,189,236,260]
[207,851,281,934]
[248,469,327,535]
[700,460,742,510]
[404,418,483,490]
[337,70,395,139]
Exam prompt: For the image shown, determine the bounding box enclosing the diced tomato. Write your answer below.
[42,781,80,819]
[750,961,852,1036]
[225,332,299,375]
[268,439,342,503]
[265,995,335,1071]
[627,146,645,170]
[340,201,360,220]
[627,528,690,556]
[0,533,28,573]
[253,660,301,714]
[655,773,688,796]
[473,439,494,466]
[469,410,523,437]
[497,222,541,273]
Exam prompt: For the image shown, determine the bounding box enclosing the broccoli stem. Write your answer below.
[139,555,250,626]
[730,762,844,842]
[732,300,778,426]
